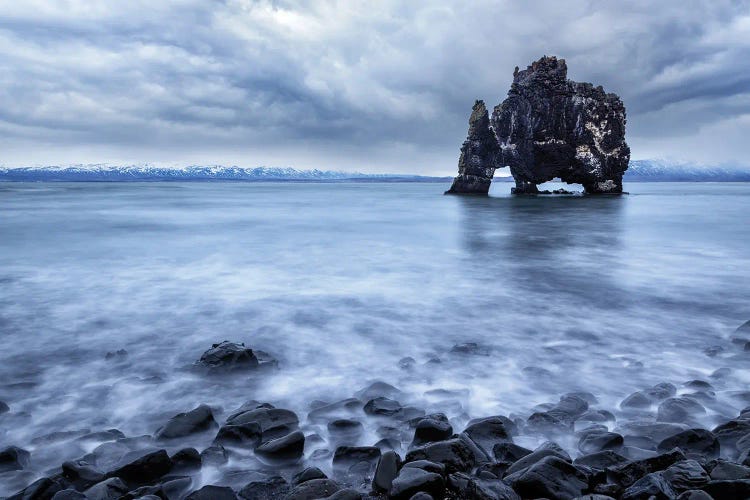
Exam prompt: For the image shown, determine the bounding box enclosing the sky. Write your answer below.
[0,0,749,175]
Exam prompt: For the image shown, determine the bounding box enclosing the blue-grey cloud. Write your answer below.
[0,0,749,173]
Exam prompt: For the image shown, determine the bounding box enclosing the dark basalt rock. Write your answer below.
[574,450,630,470]
[444,100,502,195]
[363,397,403,417]
[125,476,192,499]
[621,471,676,500]
[0,400,9,414]
[238,475,289,499]
[254,431,305,463]
[332,446,381,476]
[509,455,588,500]
[657,429,720,459]
[84,477,129,500]
[105,449,172,486]
[505,441,571,476]
[170,447,202,473]
[354,381,403,401]
[389,466,445,500]
[195,341,275,372]
[607,448,686,488]
[493,442,532,463]
[185,485,238,500]
[373,450,401,492]
[61,459,105,489]
[448,471,520,500]
[51,490,87,500]
[448,56,629,195]
[0,446,31,472]
[293,466,327,485]
[578,431,624,454]
[709,460,750,480]
[664,460,710,491]
[328,419,364,442]
[200,444,229,466]
[462,416,513,456]
[7,477,68,500]
[155,404,217,439]
[412,414,453,446]
[225,406,299,443]
[700,479,750,498]
[712,419,750,453]
[284,478,341,500]
[405,437,478,473]
[657,397,706,423]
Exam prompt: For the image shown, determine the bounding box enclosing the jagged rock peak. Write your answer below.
[447,56,630,195]
[444,100,502,195]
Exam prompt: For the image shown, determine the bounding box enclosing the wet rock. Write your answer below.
[85,477,129,500]
[284,478,341,500]
[408,494,434,500]
[574,450,629,470]
[125,476,192,499]
[105,349,128,360]
[332,446,381,474]
[405,436,480,473]
[450,342,490,356]
[462,416,513,455]
[398,357,416,370]
[712,419,750,453]
[389,466,445,500]
[255,430,305,463]
[78,429,126,442]
[526,411,570,434]
[709,460,750,480]
[373,450,401,492]
[196,341,260,372]
[200,444,229,466]
[657,429,720,459]
[444,100,503,195]
[621,392,652,410]
[664,460,710,491]
[327,419,364,442]
[510,455,588,500]
[0,400,9,414]
[185,485,238,500]
[364,397,403,417]
[105,449,172,486]
[238,476,289,499]
[225,406,299,442]
[616,422,690,443]
[61,459,105,489]
[51,490,87,500]
[621,471,676,500]
[684,380,713,391]
[447,471,520,500]
[675,491,713,500]
[577,409,616,425]
[403,460,446,475]
[505,441,571,476]
[355,381,403,401]
[607,448,686,488]
[6,476,67,500]
[411,414,453,446]
[170,447,201,473]
[325,489,361,499]
[657,397,706,423]
[308,399,362,423]
[579,431,624,454]
[492,442,532,463]
[0,446,30,472]
[293,467,327,485]
[700,479,750,498]
[155,404,217,439]
[214,422,262,447]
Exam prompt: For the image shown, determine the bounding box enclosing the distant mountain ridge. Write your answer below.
[0,165,450,182]
[1,161,749,182]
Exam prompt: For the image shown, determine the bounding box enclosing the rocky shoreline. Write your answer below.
[3,324,750,500]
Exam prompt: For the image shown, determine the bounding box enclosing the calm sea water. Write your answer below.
[1,181,749,492]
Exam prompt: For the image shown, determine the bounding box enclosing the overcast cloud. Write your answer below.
[0,0,749,174]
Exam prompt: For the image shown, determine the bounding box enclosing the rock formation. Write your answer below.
[447,56,630,195]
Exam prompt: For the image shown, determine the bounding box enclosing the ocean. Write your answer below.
[1,181,749,494]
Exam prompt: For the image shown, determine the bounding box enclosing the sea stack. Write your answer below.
[447,56,630,195]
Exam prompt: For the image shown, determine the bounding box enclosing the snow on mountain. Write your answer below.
[625,159,750,181]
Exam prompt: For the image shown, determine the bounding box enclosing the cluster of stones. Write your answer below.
[4,322,750,499]
[446,56,630,196]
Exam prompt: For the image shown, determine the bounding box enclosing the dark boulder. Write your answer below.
[125,476,192,499]
[657,397,706,424]
[238,476,289,499]
[84,477,129,500]
[620,392,652,410]
[505,441,571,476]
[462,416,513,455]
[0,446,30,472]
[293,467,327,485]
[254,431,305,463]
[405,437,479,473]
[185,485,238,500]
[493,442,532,463]
[51,490,87,500]
[607,448,686,488]
[363,397,403,417]
[712,419,750,453]
[412,414,453,446]
[170,447,202,473]
[196,341,260,371]
[389,467,445,500]
[574,450,629,470]
[404,460,446,475]
[710,460,750,480]
[224,406,299,442]
[327,419,364,442]
[200,444,229,466]
[105,449,172,485]
[664,460,710,492]
[155,404,217,439]
[354,381,403,401]
[658,429,720,459]
[214,422,262,447]
[578,431,624,454]
[332,446,381,474]
[284,478,341,500]
[510,455,588,500]
[445,100,503,195]
[700,479,750,498]
[61,459,105,489]
[621,472,676,500]
[373,450,401,492]
[7,477,67,500]
[448,472,520,499]
[0,400,9,414]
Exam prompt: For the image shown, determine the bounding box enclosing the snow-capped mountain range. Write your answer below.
[0,160,748,182]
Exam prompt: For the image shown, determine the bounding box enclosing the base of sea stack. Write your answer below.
[444,175,491,195]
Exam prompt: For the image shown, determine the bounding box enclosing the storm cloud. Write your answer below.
[0,0,749,173]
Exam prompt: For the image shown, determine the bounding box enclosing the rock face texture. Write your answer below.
[444,100,503,195]
[447,56,630,195]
